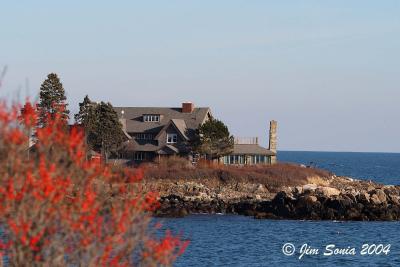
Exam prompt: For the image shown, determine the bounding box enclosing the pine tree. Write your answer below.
[191,118,234,160]
[74,95,95,129]
[37,73,69,126]
[93,102,126,161]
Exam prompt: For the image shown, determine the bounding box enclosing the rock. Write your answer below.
[375,189,387,203]
[198,192,212,201]
[317,186,341,197]
[370,194,381,205]
[348,188,360,198]
[272,192,288,206]
[155,207,188,218]
[359,192,370,203]
[346,209,362,220]
[389,194,400,205]
[345,193,357,204]
[383,186,395,196]
[367,185,375,192]
[254,212,279,220]
[322,208,336,220]
[303,184,318,192]
[254,184,268,194]
[280,186,293,194]
[148,175,400,221]
[294,186,304,194]
[340,195,354,208]
[307,195,318,203]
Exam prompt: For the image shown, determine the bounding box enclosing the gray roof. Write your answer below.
[155,119,189,140]
[171,119,189,140]
[232,144,276,156]
[114,107,211,134]
[122,140,159,152]
[115,106,211,155]
[158,145,180,154]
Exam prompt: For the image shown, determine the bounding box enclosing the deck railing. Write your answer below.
[234,137,259,145]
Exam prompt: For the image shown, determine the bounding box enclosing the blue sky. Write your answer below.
[1,1,399,152]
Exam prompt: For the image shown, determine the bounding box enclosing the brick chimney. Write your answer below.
[268,120,277,164]
[182,102,194,113]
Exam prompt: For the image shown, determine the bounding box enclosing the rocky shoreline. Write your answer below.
[146,176,400,221]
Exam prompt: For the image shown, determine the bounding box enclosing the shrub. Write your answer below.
[157,156,193,170]
[0,100,188,266]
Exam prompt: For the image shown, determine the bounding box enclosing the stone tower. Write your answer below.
[268,120,277,164]
[119,110,127,132]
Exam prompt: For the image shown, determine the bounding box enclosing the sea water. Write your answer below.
[160,151,400,266]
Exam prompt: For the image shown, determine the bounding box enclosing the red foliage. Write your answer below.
[0,100,188,266]
[143,230,189,266]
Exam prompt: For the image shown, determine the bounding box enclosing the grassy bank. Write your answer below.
[141,157,332,190]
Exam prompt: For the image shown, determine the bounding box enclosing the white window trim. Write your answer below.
[134,152,144,161]
[143,114,160,122]
[166,133,178,144]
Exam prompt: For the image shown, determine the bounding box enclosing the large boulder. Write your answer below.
[388,194,400,205]
[375,189,387,203]
[339,195,354,208]
[294,186,304,195]
[370,194,382,205]
[358,192,370,204]
[306,195,318,203]
[317,186,341,197]
[303,184,318,193]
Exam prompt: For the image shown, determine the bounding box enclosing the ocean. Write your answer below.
[278,151,400,185]
[160,151,400,267]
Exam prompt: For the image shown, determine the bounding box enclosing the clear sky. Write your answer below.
[1,1,399,152]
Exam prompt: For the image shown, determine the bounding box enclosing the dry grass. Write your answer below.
[142,157,332,189]
[306,175,331,187]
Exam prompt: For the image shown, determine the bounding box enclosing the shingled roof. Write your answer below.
[114,107,211,134]
[232,144,276,156]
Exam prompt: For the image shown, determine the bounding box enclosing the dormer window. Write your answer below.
[143,114,160,122]
[134,133,154,140]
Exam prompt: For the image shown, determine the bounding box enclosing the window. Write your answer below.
[143,114,160,122]
[134,133,154,140]
[134,152,144,161]
[166,133,178,144]
[223,156,229,165]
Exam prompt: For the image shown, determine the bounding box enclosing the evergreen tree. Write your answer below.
[191,118,234,160]
[93,102,126,161]
[74,95,95,130]
[74,98,126,161]
[37,73,70,126]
